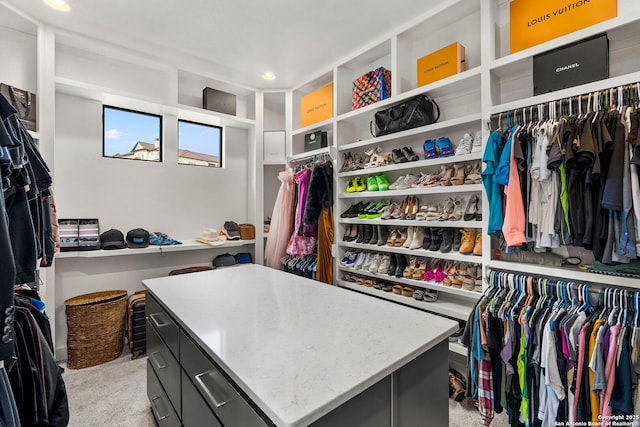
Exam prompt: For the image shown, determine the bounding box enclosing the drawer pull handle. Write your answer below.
[150,396,170,421]
[195,371,229,409]
[150,352,168,370]
[149,313,170,329]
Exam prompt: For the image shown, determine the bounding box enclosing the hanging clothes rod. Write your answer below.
[488,80,640,126]
[485,266,640,294]
[287,151,332,165]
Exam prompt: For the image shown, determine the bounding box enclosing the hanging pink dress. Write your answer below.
[286,168,317,256]
[264,170,295,269]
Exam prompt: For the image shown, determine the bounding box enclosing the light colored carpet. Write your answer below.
[62,352,509,426]
[61,353,155,427]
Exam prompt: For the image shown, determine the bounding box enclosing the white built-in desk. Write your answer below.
[143,264,457,427]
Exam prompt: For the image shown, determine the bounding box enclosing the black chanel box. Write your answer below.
[203,87,236,116]
[304,131,328,152]
[533,33,609,95]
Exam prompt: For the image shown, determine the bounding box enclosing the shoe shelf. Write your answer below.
[449,341,467,357]
[337,113,482,153]
[339,183,482,199]
[339,218,479,229]
[337,266,482,300]
[339,241,482,263]
[336,279,475,321]
[337,152,482,178]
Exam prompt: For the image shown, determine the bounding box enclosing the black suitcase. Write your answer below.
[127,291,146,359]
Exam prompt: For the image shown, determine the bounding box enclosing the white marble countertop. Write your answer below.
[143,264,458,427]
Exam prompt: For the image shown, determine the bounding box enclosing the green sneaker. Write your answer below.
[367,199,390,219]
[358,201,376,219]
[367,175,379,191]
[376,174,390,191]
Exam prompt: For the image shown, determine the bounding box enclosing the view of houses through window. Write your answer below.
[102,106,223,167]
[177,119,222,167]
[103,106,162,162]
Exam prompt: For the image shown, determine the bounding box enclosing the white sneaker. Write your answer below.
[353,252,366,270]
[388,175,405,190]
[368,253,381,272]
[455,133,473,155]
[377,254,390,274]
[360,254,377,271]
[395,174,418,190]
[471,131,482,153]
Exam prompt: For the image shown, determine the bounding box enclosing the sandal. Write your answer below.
[340,152,353,173]
[382,283,393,292]
[412,257,427,280]
[450,163,466,186]
[394,228,407,247]
[402,286,415,297]
[448,197,463,221]
[424,203,441,221]
[465,161,482,184]
[439,165,454,186]
[463,195,479,221]
[392,284,403,295]
[415,205,429,221]
[424,259,437,281]
[413,289,425,300]
[423,289,439,302]
[439,198,455,221]
[403,255,419,278]
[406,196,420,220]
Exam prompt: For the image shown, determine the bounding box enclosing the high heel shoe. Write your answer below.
[395,228,408,247]
[439,165,454,186]
[399,196,411,219]
[463,195,479,221]
[340,152,352,173]
[439,198,455,221]
[406,196,420,220]
[434,261,448,283]
[412,257,427,280]
[450,163,466,186]
[403,255,418,278]
[465,161,482,184]
[424,259,437,281]
[448,197,463,221]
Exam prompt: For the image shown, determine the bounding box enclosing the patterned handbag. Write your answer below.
[352,67,392,110]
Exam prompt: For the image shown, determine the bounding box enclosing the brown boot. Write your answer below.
[459,229,476,254]
[449,369,466,402]
[473,232,482,256]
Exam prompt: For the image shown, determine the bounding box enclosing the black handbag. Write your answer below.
[0,83,37,132]
[370,94,440,137]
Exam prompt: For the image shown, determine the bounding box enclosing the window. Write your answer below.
[103,105,162,162]
[177,120,222,168]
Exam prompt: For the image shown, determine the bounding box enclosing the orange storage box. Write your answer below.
[416,42,465,87]
[300,83,333,128]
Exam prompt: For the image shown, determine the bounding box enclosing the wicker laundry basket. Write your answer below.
[65,290,128,369]
[238,224,255,240]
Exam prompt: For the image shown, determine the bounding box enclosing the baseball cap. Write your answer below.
[100,229,126,250]
[222,221,241,240]
[126,228,150,248]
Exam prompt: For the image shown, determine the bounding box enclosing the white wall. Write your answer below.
[54,92,249,237]
[53,92,252,358]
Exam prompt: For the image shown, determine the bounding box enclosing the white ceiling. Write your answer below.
[4,0,446,90]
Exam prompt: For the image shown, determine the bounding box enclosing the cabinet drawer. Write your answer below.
[180,331,268,427]
[148,319,181,418]
[147,360,181,427]
[146,293,180,359]
[182,370,223,427]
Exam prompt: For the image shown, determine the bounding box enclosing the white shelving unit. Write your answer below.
[55,239,255,259]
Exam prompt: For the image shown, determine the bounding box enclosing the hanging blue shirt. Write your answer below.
[482,130,506,234]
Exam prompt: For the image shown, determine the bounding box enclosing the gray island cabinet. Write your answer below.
[143,264,457,427]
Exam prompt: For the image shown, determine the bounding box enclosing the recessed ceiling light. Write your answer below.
[44,0,71,11]
[261,72,277,81]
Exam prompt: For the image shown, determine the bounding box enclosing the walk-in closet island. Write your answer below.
[142,264,457,427]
